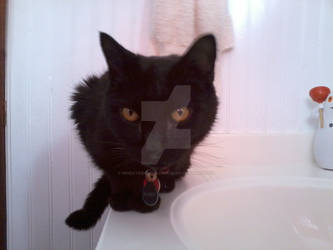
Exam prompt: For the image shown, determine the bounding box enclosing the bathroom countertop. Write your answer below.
[95,166,221,250]
[95,133,333,250]
[95,162,333,250]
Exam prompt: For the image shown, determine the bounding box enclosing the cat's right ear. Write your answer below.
[99,32,135,74]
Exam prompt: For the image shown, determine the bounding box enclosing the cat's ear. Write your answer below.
[99,32,135,74]
[181,34,217,75]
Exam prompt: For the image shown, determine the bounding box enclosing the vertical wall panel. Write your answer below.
[212,0,333,133]
[6,0,333,250]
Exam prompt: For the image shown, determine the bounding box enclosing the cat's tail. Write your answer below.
[65,174,110,230]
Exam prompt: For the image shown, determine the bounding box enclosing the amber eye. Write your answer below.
[328,96,333,103]
[171,107,190,122]
[121,108,139,122]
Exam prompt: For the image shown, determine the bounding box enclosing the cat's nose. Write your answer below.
[141,146,163,165]
[141,135,165,165]
[140,120,168,165]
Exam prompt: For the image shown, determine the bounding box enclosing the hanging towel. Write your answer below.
[152,0,234,56]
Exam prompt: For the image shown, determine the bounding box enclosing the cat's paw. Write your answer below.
[65,209,97,230]
[109,195,131,211]
[160,179,175,193]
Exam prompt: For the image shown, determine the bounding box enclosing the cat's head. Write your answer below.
[100,32,218,168]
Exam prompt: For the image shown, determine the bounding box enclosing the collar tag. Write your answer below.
[142,168,160,206]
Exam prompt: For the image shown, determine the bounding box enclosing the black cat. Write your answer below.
[65,32,218,230]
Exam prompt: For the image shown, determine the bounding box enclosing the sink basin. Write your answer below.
[170,177,333,250]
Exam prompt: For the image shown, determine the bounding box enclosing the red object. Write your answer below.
[143,179,161,192]
[310,86,331,103]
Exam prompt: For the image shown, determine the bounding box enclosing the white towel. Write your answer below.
[152,0,234,56]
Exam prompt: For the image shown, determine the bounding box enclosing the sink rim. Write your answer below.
[170,176,333,250]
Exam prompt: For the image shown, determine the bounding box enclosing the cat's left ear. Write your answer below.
[99,32,135,74]
[181,34,217,75]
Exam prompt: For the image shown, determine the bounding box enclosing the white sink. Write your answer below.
[170,177,333,250]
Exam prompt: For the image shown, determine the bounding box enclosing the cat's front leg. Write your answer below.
[109,192,132,211]
[65,175,110,230]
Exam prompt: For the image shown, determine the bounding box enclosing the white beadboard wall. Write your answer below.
[5,0,333,250]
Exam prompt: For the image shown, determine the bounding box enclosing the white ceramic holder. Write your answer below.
[310,87,333,170]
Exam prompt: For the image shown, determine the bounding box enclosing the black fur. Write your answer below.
[65,175,110,229]
[65,32,218,230]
